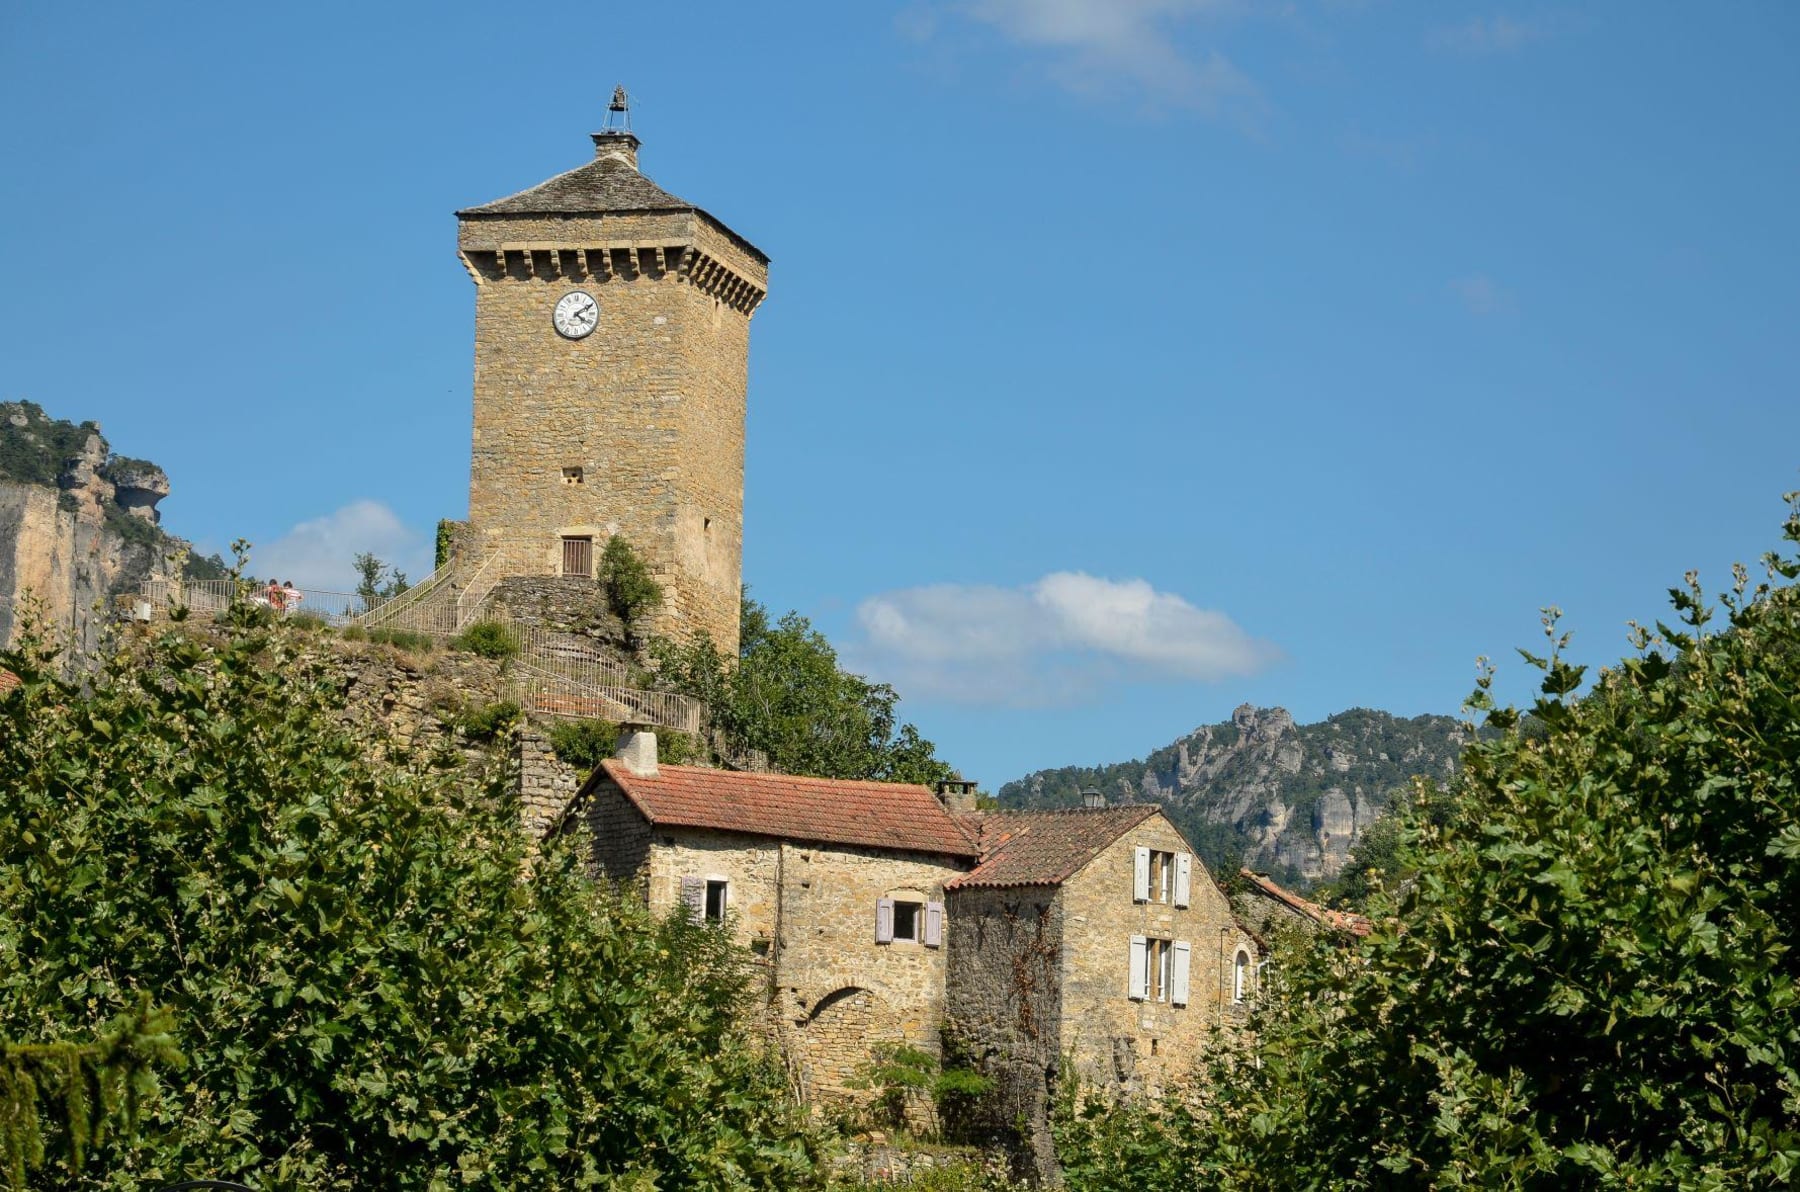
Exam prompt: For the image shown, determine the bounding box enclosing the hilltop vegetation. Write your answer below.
[0,607,818,1188]
[1050,494,1800,1188]
[1001,705,1463,889]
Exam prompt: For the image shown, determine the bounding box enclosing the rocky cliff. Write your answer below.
[998,705,1466,889]
[0,400,219,656]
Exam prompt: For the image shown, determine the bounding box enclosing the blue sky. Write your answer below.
[3,2,1797,786]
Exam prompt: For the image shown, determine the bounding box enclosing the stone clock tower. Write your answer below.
[456,93,767,653]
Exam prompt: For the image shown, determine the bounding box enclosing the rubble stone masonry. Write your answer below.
[458,210,764,654]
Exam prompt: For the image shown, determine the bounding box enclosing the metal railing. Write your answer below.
[132,579,371,626]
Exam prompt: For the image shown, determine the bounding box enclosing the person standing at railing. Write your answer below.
[266,580,286,613]
[283,581,302,614]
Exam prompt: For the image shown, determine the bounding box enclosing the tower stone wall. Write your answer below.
[456,129,766,653]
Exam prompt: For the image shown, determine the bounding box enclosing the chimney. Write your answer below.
[935,776,979,814]
[1081,788,1106,809]
[616,723,658,778]
[591,130,640,171]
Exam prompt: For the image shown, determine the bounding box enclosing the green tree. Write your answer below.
[351,551,409,610]
[598,536,662,631]
[1068,494,1800,1188]
[653,593,954,784]
[0,605,820,1188]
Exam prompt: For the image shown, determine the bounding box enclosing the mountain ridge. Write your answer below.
[997,703,1466,889]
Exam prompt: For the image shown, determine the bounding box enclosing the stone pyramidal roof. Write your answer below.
[458,153,693,218]
[457,131,768,264]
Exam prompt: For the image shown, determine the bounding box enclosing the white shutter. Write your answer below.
[1128,935,1148,1000]
[1174,852,1192,908]
[680,877,706,918]
[924,901,944,948]
[1133,846,1151,903]
[876,897,896,943]
[1171,940,1192,1007]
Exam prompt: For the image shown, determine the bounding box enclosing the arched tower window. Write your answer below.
[1233,949,1252,1003]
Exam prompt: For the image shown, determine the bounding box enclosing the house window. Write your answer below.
[1131,936,1192,1006]
[562,466,584,485]
[1234,949,1252,1003]
[705,880,729,924]
[876,898,944,946]
[561,536,593,577]
[1149,850,1175,903]
[1145,937,1171,1002]
[1133,847,1193,907]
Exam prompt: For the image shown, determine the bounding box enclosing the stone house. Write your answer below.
[556,730,979,1103]
[554,730,1258,1169]
[944,806,1259,1175]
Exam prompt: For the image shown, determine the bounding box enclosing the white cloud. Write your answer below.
[933,0,1264,120]
[1427,15,1546,54]
[250,500,431,593]
[1450,273,1514,316]
[852,571,1278,706]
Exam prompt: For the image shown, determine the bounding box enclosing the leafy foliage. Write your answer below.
[434,519,460,571]
[0,606,820,1188]
[652,594,954,784]
[547,718,696,771]
[599,536,662,629]
[1059,494,1800,1188]
[0,1000,182,1191]
[352,552,409,609]
[450,620,519,659]
[445,699,521,742]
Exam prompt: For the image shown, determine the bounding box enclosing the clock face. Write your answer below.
[552,290,599,339]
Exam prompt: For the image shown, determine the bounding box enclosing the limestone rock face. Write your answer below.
[0,401,195,656]
[1000,705,1466,887]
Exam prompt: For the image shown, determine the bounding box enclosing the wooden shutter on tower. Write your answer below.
[1171,940,1192,1006]
[1133,846,1151,903]
[680,877,706,918]
[1174,853,1193,908]
[1128,935,1149,1001]
[924,901,944,947]
[875,898,895,943]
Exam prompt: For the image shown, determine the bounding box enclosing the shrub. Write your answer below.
[449,699,520,742]
[599,536,662,628]
[284,610,331,634]
[450,620,519,659]
[340,625,367,642]
[548,718,619,770]
[849,1044,937,1134]
[369,627,434,653]
[0,615,823,1188]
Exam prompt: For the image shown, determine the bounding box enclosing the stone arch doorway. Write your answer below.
[794,985,902,1103]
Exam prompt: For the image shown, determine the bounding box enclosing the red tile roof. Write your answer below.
[590,761,980,859]
[1239,869,1372,937]
[946,806,1162,889]
[0,670,18,696]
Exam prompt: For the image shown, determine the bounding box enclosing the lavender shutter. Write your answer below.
[924,901,944,948]
[876,897,895,943]
[680,877,706,918]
